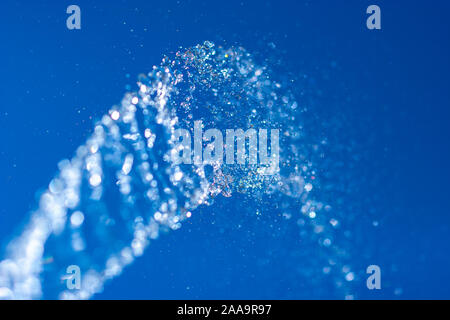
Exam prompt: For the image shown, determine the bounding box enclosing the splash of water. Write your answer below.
[0,41,355,299]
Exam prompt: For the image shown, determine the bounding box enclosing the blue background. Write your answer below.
[0,0,449,299]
